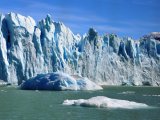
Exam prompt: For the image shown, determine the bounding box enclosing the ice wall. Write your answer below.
[0,13,159,86]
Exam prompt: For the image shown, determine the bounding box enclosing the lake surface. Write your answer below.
[0,86,160,120]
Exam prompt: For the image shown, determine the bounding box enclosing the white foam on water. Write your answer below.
[63,96,149,109]
[118,91,135,95]
[0,90,7,92]
[143,94,160,97]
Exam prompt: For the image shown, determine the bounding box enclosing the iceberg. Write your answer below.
[63,96,149,109]
[0,12,159,86]
[20,72,102,91]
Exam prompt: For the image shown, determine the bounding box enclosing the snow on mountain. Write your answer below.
[0,12,159,86]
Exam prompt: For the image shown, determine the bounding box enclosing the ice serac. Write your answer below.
[0,14,9,82]
[4,12,37,84]
[0,12,159,86]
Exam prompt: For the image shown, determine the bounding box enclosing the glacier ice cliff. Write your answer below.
[0,12,159,86]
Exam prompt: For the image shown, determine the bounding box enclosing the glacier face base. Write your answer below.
[0,13,159,86]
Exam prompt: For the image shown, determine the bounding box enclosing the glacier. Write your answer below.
[0,12,160,86]
[63,96,149,109]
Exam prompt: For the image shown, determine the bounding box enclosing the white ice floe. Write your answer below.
[118,91,135,95]
[143,95,160,97]
[63,96,149,109]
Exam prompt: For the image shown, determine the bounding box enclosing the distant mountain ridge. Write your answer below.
[0,12,159,86]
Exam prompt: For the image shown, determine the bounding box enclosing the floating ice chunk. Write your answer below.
[20,72,102,91]
[143,94,160,97]
[63,96,149,109]
[118,91,135,95]
[76,77,103,90]
[20,72,77,90]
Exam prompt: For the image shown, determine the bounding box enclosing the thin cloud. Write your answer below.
[25,1,108,23]
[58,14,108,23]
[93,25,128,33]
[66,23,130,34]
[131,0,159,7]
[117,20,160,28]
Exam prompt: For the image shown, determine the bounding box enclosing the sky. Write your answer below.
[0,0,160,39]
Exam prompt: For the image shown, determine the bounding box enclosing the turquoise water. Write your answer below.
[0,86,160,120]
